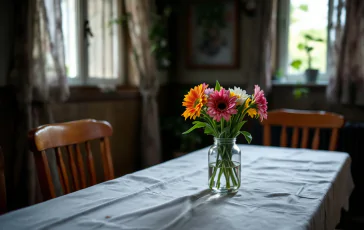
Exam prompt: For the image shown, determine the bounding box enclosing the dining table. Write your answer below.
[0,145,353,230]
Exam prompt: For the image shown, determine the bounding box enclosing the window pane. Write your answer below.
[88,0,119,80]
[288,0,328,75]
[61,0,78,78]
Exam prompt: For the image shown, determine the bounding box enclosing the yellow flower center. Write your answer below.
[230,92,240,99]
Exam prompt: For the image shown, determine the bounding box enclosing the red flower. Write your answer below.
[207,88,237,122]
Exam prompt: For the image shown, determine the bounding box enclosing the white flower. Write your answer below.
[229,86,249,105]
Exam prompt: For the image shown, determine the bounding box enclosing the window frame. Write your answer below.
[64,0,126,86]
[276,0,333,84]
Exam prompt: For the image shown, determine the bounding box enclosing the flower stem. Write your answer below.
[220,119,224,137]
[216,164,224,189]
[227,161,238,186]
[209,156,221,188]
[210,140,240,191]
[223,162,230,188]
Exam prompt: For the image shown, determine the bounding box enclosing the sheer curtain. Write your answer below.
[326,0,364,105]
[124,0,162,167]
[245,0,274,93]
[7,0,68,209]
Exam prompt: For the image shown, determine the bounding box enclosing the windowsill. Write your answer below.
[67,85,140,103]
[272,79,328,87]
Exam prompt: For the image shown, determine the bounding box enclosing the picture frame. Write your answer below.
[186,0,240,69]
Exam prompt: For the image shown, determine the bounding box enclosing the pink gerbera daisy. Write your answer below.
[253,85,268,122]
[207,88,237,122]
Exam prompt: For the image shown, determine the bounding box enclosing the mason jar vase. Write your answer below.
[208,138,241,193]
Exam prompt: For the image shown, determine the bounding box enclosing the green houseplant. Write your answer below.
[290,34,324,83]
[110,6,171,69]
[293,84,309,100]
[161,117,202,158]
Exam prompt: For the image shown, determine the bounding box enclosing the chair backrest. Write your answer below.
[262,109,344,151]
[28,119,114,201]
[0,147,6,214]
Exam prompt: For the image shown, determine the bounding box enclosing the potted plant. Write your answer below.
[290,34,324,83]
[110,6,172,69]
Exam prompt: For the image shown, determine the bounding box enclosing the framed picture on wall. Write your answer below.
[186,0,239,69]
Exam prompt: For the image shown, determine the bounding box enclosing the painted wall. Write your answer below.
[271,85,364,122]
[51,100,141,179]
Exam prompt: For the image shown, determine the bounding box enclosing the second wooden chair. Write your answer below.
[262,109,344,151]
[28,119,114,201]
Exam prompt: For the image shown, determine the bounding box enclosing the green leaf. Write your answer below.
[204,126,214,135]
[297,43,305,50]
[237,120,247,130]
[233,121,247,137]
[192,121,207,126]
[305,46,313,52]
[299,4,308,12]
[238,103,246,114]
[205,123,218,136]
[215,80,221,91]
[304,34,314,40]
[290,60,302,70]
[219,126,231,138]
[151,44,158,53]
[304,34,324,43]
[293,87,309,100]
[275,69,284,78]
[241,131,252,144]
[182,122,206,134]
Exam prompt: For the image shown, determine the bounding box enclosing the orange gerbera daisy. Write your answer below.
[182,83,208,120]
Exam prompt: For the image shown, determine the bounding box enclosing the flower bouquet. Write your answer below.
[182,81,268,193]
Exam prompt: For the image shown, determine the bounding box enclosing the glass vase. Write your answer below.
[208,138,241,193]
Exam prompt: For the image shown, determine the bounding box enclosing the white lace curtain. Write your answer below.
[326,0,364,105]
[245,0,274,93]
[33,0,69,101]
[7,0,68,209]
[124,0,162,167]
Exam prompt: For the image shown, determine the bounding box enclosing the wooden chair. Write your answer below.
[262,109,344,151]
[28,119,114,201]
[0,147,6,214]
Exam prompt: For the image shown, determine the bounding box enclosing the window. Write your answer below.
[277,0,341,83]
[61,0,124,86]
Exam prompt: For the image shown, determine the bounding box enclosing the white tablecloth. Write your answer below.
[0,145,353,230]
